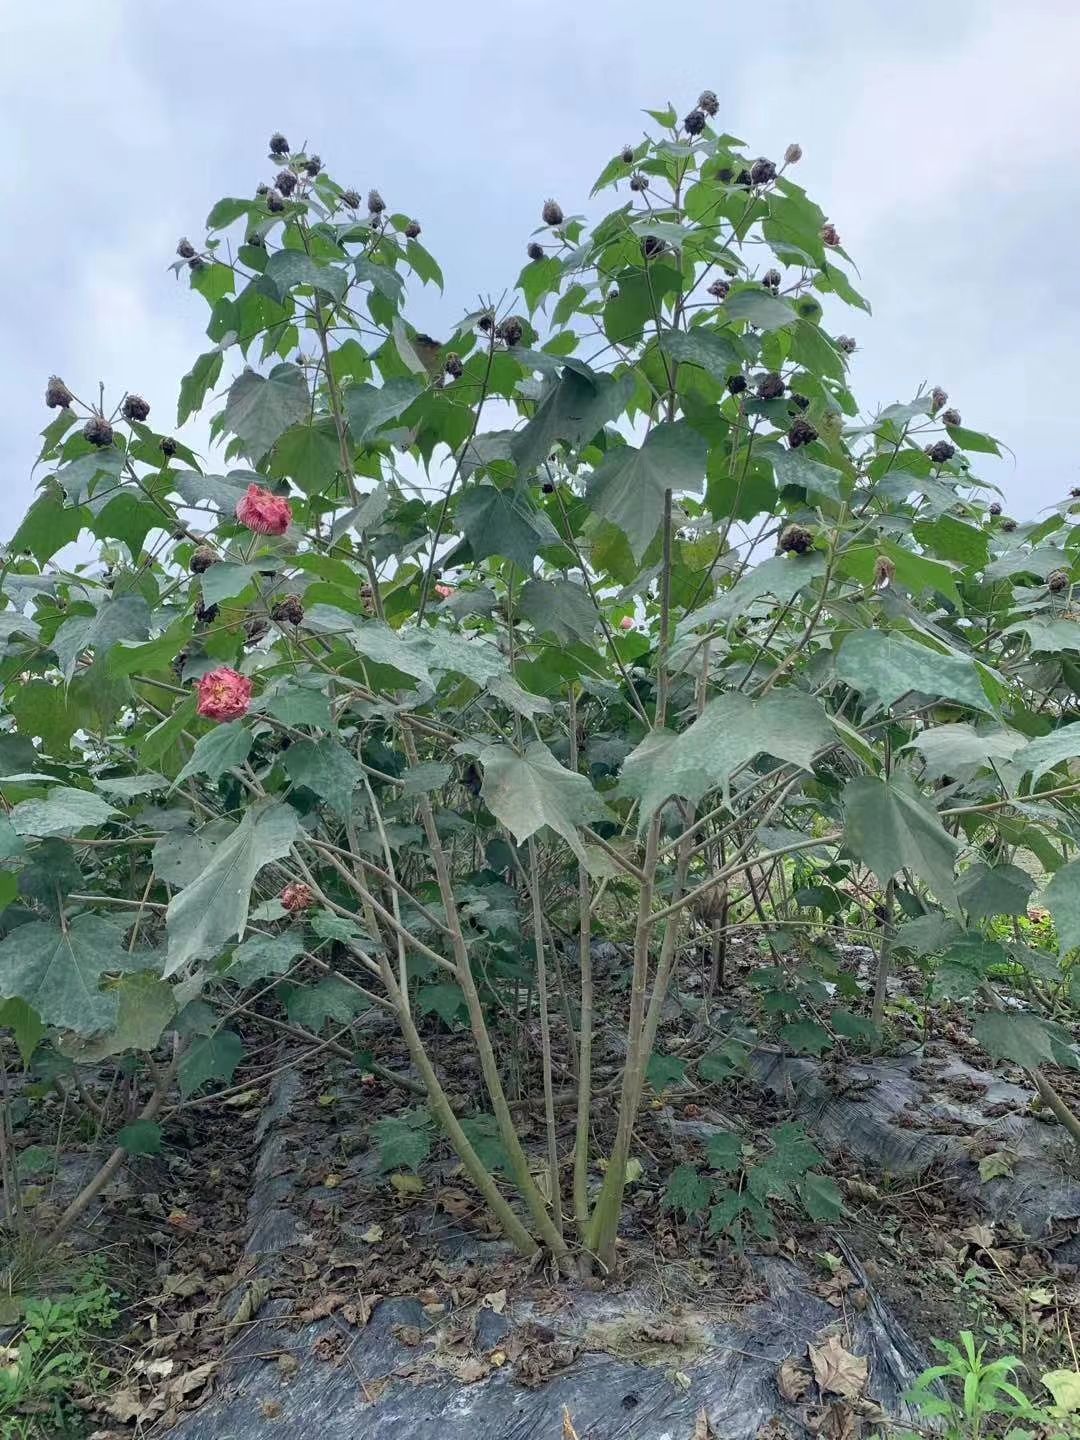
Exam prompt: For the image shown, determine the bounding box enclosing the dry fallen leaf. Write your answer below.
[778,1356,811,1402]
[960,1222,996,1251]
[483,1287,507,1314]
[456,1356,490,1384]
[297,1292,345,1324]
[808,1335,868,1400]
[361,1224,384,1244]
[693,1405,716,1437]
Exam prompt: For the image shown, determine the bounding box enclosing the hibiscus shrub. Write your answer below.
[2,105,1079,1270]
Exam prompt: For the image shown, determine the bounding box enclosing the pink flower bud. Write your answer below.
[235,483,292,536]
[619,616,634,631]
[434,583,455,600]
[196,666,252,721]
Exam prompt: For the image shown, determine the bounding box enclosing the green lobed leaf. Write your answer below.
[586,421,708,561]
[479,741,611,866]
[843,774,959,905]
[836,630,996,714]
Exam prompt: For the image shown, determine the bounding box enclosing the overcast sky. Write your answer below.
[3,0,1078,537]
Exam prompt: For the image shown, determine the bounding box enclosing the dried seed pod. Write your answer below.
[190,546,217,575]
[787,417,818,449]
[272,594,305,625]
[874,554,896,588]
[757,372,785,401]
[1048,569,1070,594]
[83,415,113,447]
[926,440,955,464]
[269,132,290,156]
[697,90,719,117]
[779,523,814,555]
[275,169,298,197]
[750,157,777,185]
[683,109,706,137]
[45,375,73,409]
[542,198,564,226]
[176,237,196,259]
[121,393,150,423]
[784,142,803,165]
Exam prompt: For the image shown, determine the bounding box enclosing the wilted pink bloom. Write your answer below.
[281,882,315,912]
[235,483,292,536]
[619,616,635,631]
[435,583,455,600]
[196,666,252,721]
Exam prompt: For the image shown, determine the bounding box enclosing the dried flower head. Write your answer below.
[196,666,252,722]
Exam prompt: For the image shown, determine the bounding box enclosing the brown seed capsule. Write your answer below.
[641,235,666,260]
[255,183,269,196]
[444,353,464,379]
[989,502,1002,515]
[83,415,113,447]
[788,418,818,448]
[496,316,523,347]
[697,89,719,117]
[1001,518,1017,532]
[736,168,753,187]
[727,374,747,395]
[757,372,785,401]
[684,109,706,137]
[45,375,73,409]
[188,256,207,273]
[477,313,494,333]
[836,335,857,354]
[941,408,961,427]
[751,157,777,185]
[303,154,322,177]
[266,189,285,213]
[874,554,896,588]
[927,440,955,464]
[541,480,555,494]
[269,132,290,156]
[341,189,361,208]
[708,279,730,299]
[121,393,150,423]
[404,219,421,239]
[780,523,814,555]
[820,222,840,247]
[784,142,803,165]
[929,386,948,413]
[176,237,196,259]
[160,436,177,459]
[190,546,217,574]
[762,268,781,292]
[196,602,219,623]
[527,241,545,261]
[272,594,305,625]
[621,144,635,164]
[367,188,386,214]
[629,172,649,192]
[790,393,810,412]
[275,169,298,197]
[1048,569,1069,594]
[542,198,563,226]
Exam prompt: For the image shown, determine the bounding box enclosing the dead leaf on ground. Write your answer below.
[692,1405,716,1437]
[483,1287,507,1314]
[960,1222,996,1251]
[978,1150,1015,1182]
[808,1335,868,1400]
[807,1399,858,1439]
[778,1356,811,1402]
[297,1291,346,1324]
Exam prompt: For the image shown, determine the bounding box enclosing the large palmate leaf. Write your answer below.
[175,722,253,784]
[1043,859,1080,953]
[64,973,176,1061]
[457,483,560,570]
[52,594,151,683]
[586,421,708,560]
[343,377,423,444]
[974,1011,1078,1070]
[165,802,301,976]
[223,363,310,460]
[842,774,959,904]
[905,723,1025,780]
[285,738,362,819]
[518,578,598,643]
[836,630,995,714]
[956,863,1034,919]
[10,788,117,837]
[1018,721,1080,788]
[510,366,636,477]
[0,915,130,1035]
[619,691,833,821]
[678,553,825,633]
[479,741,610,864]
